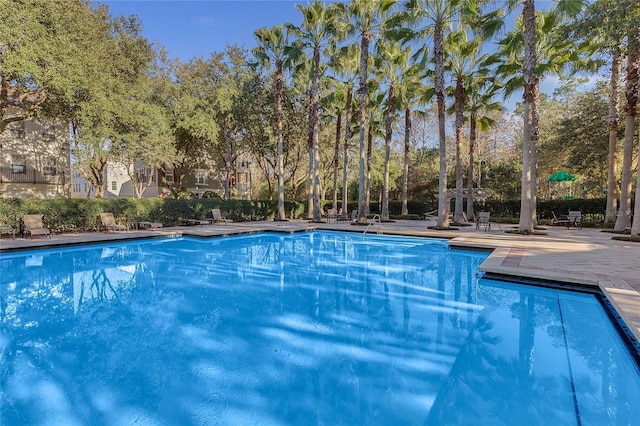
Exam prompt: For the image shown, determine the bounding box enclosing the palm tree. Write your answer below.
[445,29,491,224]
[348,0,397,223]
[327,43,360,218]
[290,1,346,222]
[464,86,502,221]
[374,39,413,221]
[402,0,484,228]
[497,3,593,233]
[396,64,426,216]
[253,25,300,221]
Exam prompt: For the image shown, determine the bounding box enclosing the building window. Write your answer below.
[11,122,25,138]
[195,169,208,185]
[41,123,56,142]
[164,167,174,184]
[12,155,26,174]
[43,157,57,175]
[111,181,117,191]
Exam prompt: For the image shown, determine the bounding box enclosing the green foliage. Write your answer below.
[0,198,308,233]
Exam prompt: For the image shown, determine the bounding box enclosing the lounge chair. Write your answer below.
[476,211,491,231]
[23,214,51,239]
[212,209,233,225]
[136,221,163,230]
[100,213,128,232]
[179,217,210,226]
[0,222,16,239]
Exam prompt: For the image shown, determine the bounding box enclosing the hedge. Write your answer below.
[0,197,632,233]
[0,198,306,234]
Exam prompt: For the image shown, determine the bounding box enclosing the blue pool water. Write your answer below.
[1,231,639,425]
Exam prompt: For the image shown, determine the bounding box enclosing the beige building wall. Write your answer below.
[0,109,70,198]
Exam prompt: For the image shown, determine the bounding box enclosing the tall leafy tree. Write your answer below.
[497,2,593,232]
[374,39,413,221]
[0,0,111,133]
[402,0,483,228]
[290,1,346,222]
[253,25,301,220]
[327,44,360,220]
[348,0,397,223]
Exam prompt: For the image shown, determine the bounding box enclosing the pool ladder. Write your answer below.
[363,214,381,235]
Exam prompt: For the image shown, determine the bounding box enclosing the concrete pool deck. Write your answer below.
[1,218,638,344]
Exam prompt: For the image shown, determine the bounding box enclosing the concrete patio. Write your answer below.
[1,218,638,345]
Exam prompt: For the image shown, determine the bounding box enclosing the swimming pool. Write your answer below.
[1,231,638,425]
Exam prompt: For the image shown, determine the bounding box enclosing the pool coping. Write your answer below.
[1,220,638,345]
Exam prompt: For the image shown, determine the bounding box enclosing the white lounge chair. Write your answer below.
[100,213,128,232]
[212,209,233,225]
[23,214,51,238]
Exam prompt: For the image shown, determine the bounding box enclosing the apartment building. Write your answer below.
[71,162,161,199]
[0,111,71,198]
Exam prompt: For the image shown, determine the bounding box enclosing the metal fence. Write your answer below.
[0,166,67,185]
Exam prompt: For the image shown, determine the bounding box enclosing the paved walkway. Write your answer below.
[1,219,638,343]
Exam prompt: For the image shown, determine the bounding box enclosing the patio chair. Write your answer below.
[23,214,51,239]
[552,211,571,227]
[326,208,338,223]
[567,211,582,229]
[350,209,359,224]
[476,211,491,231]
[212,208,233,225]
[99,213,128,232]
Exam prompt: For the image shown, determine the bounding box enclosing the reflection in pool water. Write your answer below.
[1,231,638,425]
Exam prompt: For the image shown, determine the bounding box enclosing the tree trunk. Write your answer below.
[467,113,477,221]
[357,32,370,223]
[401,106,411,216]
[606,51,621,223]
[382,82,396,221]
[342,86,353,220]
[307,83,314,219]
[518,0,535,234]
[530,79,540,227]
[276,62,286,220]
[435,18,448,228]
[311,45,322,222]
[614,38,638,232]
[453,76,464,224]
[332,111,342,211]
[365,122,372,216]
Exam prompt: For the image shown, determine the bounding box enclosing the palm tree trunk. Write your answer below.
[307,91,314,219]
[614,40,638,232]
[342,86,353,220]
[365,122,372,215]
[382,82,396,221]
[519,0,535,234]
[332,111,342,211]
[454,77,464,223]
[435,18,448,228]
[357,32,370,223]
[311,45,322,222]
[606,51,621,223]
[401,106,411,216]
[530,80,540,227]
[466,113,476,221]
[276,62,286,220]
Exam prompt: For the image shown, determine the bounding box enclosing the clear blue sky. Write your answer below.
[101,1,307,60]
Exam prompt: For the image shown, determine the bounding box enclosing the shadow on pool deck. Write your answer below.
[1,219,638,342]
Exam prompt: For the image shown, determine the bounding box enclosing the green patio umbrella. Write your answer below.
[547,170,576,182]
[547,171,576,199]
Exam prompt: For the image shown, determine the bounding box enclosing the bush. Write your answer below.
[0,198,307,233]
